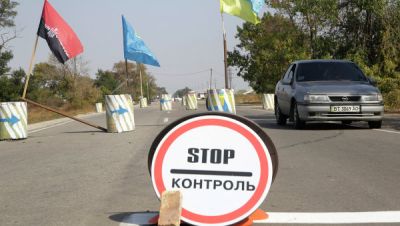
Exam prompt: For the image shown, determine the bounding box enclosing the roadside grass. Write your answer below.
[28,103,96,124]
[235,94,262,105]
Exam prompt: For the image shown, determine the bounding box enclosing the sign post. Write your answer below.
[149,112,278,226]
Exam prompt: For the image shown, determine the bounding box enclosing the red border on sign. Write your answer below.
[153,118,270,225]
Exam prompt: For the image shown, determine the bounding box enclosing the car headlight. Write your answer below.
[361,94,383,102]
[304,94,330,103]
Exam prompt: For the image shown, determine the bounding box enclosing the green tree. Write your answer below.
[271,0,339,58]
[0,0,19,101]
[0,68,25,101]
[157,87,168,95]
[0,0,18,77]
[228,14,309,93]
[173,87,192,98]
[94,69,119,97]
[111,61,159,101]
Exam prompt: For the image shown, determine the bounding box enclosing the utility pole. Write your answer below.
[228,67,233,89]
[210,68,213,90]
[221,13,229,89]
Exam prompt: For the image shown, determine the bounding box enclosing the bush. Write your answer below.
[384,89,400,112]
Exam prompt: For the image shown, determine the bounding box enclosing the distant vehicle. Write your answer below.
[197,93,206,100]
[274,60,384,129]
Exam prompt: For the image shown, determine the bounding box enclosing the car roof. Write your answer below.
[293,59,354,64]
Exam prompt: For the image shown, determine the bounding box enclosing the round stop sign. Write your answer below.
[148,112,278,226]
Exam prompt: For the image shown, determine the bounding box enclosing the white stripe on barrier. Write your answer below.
[126,96,135,130]
[263,94,274,110]
[107,96,123,132]
[113,95,129,132]
[2,105,20,139]
[10,104,26,138]
[116,95,131,131]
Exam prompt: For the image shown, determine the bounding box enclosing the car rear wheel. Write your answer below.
[275,101,287,125]
[293,102,305,129]
[368,121,382,129]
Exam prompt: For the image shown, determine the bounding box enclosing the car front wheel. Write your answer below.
[293,102,305,129]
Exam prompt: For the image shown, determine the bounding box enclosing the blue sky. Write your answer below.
[9,0,255,93]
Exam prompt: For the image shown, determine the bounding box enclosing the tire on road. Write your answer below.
[274,100,287,125]
[293,102,305,129]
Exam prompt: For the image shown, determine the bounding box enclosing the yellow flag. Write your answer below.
[220,0,261,24]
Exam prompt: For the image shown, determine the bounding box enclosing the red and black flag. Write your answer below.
[37,0,83,64]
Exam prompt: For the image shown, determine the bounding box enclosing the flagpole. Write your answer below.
[22,35,39,98]
[124,58,129,89]
[139,64,143,98]
[146,80,150,103]
[221,12,229,89]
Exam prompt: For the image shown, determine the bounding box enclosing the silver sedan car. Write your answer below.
[274,60,384,129]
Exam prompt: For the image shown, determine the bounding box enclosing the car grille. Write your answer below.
[329,96,361,102]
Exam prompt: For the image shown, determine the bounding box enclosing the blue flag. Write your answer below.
[122,15,160,67]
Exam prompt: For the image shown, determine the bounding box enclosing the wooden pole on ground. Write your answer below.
[21,98,108,132]
[22,35,39,98]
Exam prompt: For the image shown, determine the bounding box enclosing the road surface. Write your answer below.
[1,102,399,225]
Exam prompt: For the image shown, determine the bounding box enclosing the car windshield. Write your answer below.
[296,62,368,82]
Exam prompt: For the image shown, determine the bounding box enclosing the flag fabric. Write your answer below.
[37,0,83,64]
[220,0,263,24]
[122,15,160,67]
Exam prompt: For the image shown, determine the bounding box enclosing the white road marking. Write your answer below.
[256,211,400,224]
[119,211,400,225]
[29,121,73,133]
[373,129,400,135]
[349,125,400,135]
[163,117,169,123]
[248,118,276,122]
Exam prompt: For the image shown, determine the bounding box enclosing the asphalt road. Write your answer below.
[0,102,399,226]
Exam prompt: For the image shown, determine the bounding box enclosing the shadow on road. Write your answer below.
[109,212,136,223]
[108,211,192,225]
[63,130,105,134]
[383,116,400,131]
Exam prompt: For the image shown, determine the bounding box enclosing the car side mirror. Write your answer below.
[368,76,377,86]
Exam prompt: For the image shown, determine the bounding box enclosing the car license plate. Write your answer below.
[330,105,360,113]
